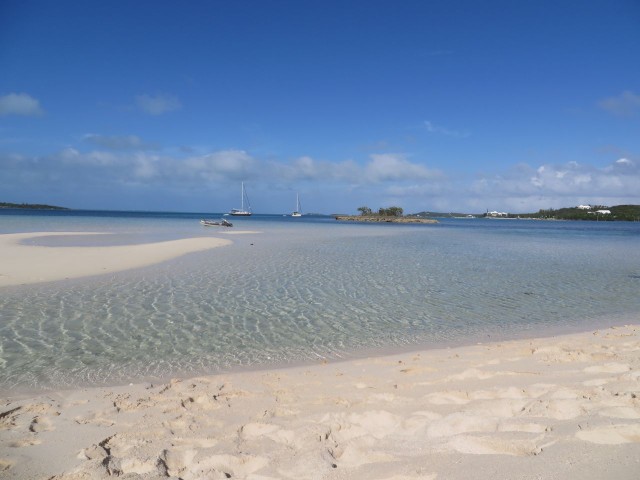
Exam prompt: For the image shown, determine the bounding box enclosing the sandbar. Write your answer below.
[0,324,638,479]
[0,232,235,287]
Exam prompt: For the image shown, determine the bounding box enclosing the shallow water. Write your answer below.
[1,211,639,393]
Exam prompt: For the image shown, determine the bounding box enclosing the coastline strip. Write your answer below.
[0,232,234,287]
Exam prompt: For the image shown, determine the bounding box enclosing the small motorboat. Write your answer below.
[200,218,233,227]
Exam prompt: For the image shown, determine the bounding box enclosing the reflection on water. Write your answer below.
[1,213,639,392]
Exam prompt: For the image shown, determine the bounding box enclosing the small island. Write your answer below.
[335,206,438,224]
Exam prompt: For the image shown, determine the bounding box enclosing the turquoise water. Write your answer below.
[1,210,639,393]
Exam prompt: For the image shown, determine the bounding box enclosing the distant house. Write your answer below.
[486,210,508,217]
[577,205,591,210]
[596,209,611,215]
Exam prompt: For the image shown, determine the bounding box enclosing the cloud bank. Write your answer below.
[1,141,637,213]
[470,158,639,212]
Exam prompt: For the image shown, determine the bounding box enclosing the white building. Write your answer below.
[577,205,591,210]
[596,209,611,215]
[486,210,508,217]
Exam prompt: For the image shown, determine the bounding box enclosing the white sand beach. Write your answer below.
[0,232,236,287]
[1,324,639,479]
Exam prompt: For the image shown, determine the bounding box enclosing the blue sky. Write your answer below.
[1,0,639,214]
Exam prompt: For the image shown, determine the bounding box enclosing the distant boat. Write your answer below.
[291,193,302,217]
[230,182,252,216]
[200,218,233,227]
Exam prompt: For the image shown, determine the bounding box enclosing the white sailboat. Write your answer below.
[291,193,302,217]
[230,182,252,216]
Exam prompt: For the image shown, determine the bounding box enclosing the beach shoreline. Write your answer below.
[1,323,638,479]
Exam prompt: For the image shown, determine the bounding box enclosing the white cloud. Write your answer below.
[424,120,469,138]
[365,153,441,182]
[0,93,44,116]
[135,93,182,115]
[615,158,633,166]
[265,153,442,185]
[267,156,360,182]
[84,134,154,150]
[182,150,257,181]
[598,90,640,117]
[1,147,445,196]
[56,148,121,167]
[293,156,320,178]
[132,153,159,179]
[469,157,640,212]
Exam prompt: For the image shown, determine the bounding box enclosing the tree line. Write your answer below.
[519,205,640,221]
[357,206,404,217]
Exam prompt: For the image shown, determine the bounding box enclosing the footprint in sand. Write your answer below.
[326,438,396,468]
[160,448,199,478]
[111,394,155,412]
[175,453,269,479]
[23,402,58,414]
[427,413,499,438]
[74,412,115,427]
[322,410,402,443]
[584,363,631,374]
[423,390,470,405]
[0,406,22,430]
[29,415,55,432]
[582,378,609,387]
[0,459,14,471]
[576,424,640,444]
[523,398,588,420]
[448,433,555,456]
[598,406,640,419]
[170,437,218,449]
[399,365,436,375]
[240,422,296,446]
[9,437,42,447]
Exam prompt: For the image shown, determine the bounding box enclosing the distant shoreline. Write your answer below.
[0,202,68,210]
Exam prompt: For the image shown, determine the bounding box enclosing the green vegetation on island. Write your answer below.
[500,204,640,221]
[357,206,404,217]
[413,205,640,222]
[0,202,68,210]
[336,206,438,224]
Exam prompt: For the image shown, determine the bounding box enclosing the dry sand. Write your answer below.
[1,325,638,479]
[0,232,237,287]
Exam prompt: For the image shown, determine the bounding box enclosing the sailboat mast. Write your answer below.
[241,182,244,211]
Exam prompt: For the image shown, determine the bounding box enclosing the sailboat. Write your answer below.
[291,193,302,217]
[230,182,252,216]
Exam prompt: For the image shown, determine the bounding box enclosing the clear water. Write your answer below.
[1,210,639,394]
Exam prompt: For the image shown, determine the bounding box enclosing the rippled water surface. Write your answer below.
[1,211,639,393]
